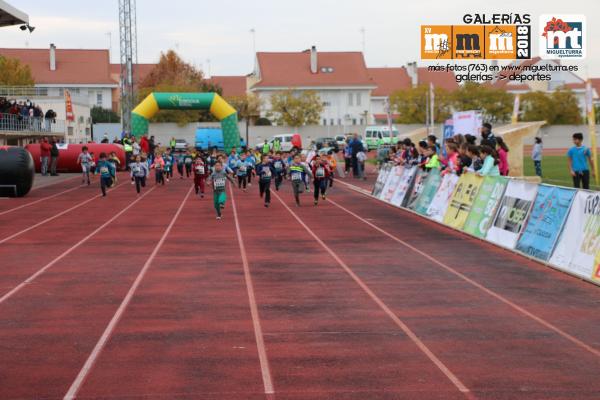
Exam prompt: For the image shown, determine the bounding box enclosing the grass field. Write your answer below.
[523,155,600,190]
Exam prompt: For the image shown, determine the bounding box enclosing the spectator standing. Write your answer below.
[50,137,60,176]
[567,132,594,189]
[532,137,543,177]
[122,135,133,169]
[496,137,510,176]
[350,133,364,178]
[39,137,52,176]
[481,123,497,148]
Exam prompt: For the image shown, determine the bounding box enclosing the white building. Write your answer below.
[248,47,376,130]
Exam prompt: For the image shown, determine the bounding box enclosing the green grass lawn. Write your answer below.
[523,155,600,190]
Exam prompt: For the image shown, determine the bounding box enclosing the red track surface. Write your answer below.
[1,171,599,399]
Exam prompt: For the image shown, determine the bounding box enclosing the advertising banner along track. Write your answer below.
[372,164,393,198]
[414,169,443,215]
[443,173,484,229]
[550,191,600,280]
[427,173,460,222]
[463,176,508,238]
[486,180,538,249]
[406,170,428,210]
[390,167,417,207]
[516,185,576,261]
[380,166,404,203]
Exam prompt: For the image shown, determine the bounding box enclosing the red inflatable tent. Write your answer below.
[26,143,126,173]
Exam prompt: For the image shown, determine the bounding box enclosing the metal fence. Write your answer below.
[0,113,65,134]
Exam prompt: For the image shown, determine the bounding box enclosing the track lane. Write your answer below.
[70,183,267,400]
[0,180,191,400]
[274,181,600,399]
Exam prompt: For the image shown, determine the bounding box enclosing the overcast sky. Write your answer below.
[2,0,599,78]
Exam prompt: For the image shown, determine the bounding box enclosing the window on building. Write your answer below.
[323,118,327,126]
[330,119,334,126]
[356,93,362,106]
[323,101,331,107]
[352,119,357,125]
[337,119,342,125]
[348,93,353,106]
[96,92,103,107]
[359,118,364,125]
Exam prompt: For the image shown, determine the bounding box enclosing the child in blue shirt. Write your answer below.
[567,132,594,189]
[256,155,276,207]
[272,152,286,191]
[163,149,174,181]
[97,152,116,197]
[236,154,249,192]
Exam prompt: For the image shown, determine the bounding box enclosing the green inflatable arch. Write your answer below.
[131,92,241,151]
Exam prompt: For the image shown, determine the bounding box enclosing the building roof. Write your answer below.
[252,50,375,88]
[109,63,156,86]
[591,78,600,100]
[207,75,247,97]
[367,66,458,97]
[0,47,116,85]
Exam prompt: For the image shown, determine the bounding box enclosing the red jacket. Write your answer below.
[312,162,331,180]
[139,136,150,154]
[40,141,52,157]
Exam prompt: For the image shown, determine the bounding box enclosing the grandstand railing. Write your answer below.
[0,113,65,134]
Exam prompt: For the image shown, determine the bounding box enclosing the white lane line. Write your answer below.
[0,185,81,217]
[230,185,275,396]
[327,193,600,359]
[272,191,471,395]
[0,186,156,305]
[63,185,193,400]
[0,182,126,245]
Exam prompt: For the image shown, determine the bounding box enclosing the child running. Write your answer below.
[108,152,121,187]
[97,152,116,197]
[236,154,249,192]
[209,161,235,220]
[193,155,209,197]
[326,150,337,187]
[176,151,185,179]
[288,155,312,207]
[130,155,149,195]
[300,153,311,192]
[311,155,331,205]
[184,150,193,178]
[151,151,166,185]
[77,146,93,185]
[163,149,174,181]
[256,155,276,207]
[272,152,286,191]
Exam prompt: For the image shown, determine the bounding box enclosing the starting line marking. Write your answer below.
[272,191,472,396]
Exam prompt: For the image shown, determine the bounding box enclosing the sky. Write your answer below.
[2,0,599,78]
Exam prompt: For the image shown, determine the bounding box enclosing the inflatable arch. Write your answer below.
[131,92,241,151]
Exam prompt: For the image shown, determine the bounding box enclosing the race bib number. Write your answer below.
[239,165,247,172]
[262,169,272,178]
[100,166,109,174]
[316,167,325,178]
[274,161,282,170]
[214,177,226,189]
[291,172,302,181]
[185,158,192,164]
[132,166,141,174]
[195,165,205,174]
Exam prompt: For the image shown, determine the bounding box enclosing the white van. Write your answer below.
[267,134,302,152]
[364,126,399,149]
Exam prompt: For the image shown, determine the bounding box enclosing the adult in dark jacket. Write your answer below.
[50,137,60,176]
[349,133,365,178]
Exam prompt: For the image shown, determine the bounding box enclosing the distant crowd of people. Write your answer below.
[0,97,57,132]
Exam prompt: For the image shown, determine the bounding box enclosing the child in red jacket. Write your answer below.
[193,155,209,197]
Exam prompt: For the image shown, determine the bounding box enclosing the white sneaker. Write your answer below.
[216,216,221,220]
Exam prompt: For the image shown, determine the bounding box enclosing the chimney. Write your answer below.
[49,43,56,71]
[310,45,317,74]
[406,61,418,87]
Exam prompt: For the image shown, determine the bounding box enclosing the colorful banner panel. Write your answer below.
[463,176,508,238]
[414,169,443,215]
[516,185,576,261]
[486,180,538,249]
[372,164,393,198]
[380,166,404,203]
[550,191,600,280]
[443,173,484,229]
[427,173,460,222]
[390,167,417,207]
[406,170,428,210]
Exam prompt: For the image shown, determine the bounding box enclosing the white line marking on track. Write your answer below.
[0,185,81,217]
[63,185,193,400]
[272,191,471,396]
[230,186,275,396]
[328,189,600,359]
[30,175,80,191]
[0,182,126,245]
[0,185,156,306]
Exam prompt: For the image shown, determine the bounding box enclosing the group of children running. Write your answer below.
[77,145,340,219]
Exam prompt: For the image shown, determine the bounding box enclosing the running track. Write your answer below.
[0,172,599,399]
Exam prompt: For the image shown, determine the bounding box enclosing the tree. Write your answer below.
[451,82,514,123]
[226,93,262,124]
[0,55,34,86]
[137,50,221,125]
[389,85,452,124]
[269,89,323,127]
[520,88,582,124]
[91,106,120,123]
